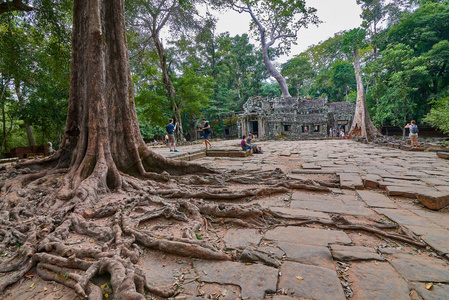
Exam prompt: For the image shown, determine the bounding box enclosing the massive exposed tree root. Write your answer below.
[0,163,424,299]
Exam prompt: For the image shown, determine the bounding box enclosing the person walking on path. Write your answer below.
[405,120,419,149]
[201,118,212,150]
[166,119,179,152]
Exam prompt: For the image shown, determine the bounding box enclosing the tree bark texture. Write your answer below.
[49,0,205,201]
[348,49,380,141]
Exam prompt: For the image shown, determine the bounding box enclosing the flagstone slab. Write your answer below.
[422,177,449,186]
[338,173,364,189]
[222,229,262,249]
[193,260,278,300]
[291,200,374,216]
[291,192,336,202]
[410,282,449,300]
[357,190,396,208]
[375,209,430,226]
[301,163,321,170]
[362,174,382,188]
[278,262,346,300]
[389,254,449,282]
[264,227,352,246]
[409,209,449,229]
[269,207,331,220]
[416,191,449,210]
[385,185,437,198]
[350,262,411,300]
[330,245,384,261]
[276,242,334,269]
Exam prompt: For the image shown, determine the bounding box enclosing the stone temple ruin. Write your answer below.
[238,96,356,138]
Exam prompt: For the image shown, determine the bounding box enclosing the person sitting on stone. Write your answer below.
[247,133,263,154]
[240,135,253,155]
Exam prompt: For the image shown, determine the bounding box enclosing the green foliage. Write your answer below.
[424,96,449,134]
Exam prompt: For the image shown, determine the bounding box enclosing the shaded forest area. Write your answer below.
[1,0,449,155]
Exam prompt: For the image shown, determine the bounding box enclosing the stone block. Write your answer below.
[417,191,449,210]
[389,254,449,282]
[278,262,345,300]
[357,190,396,208]
[193,260,278,299]
[330,245,384,261]
[276,242,334,269]
[264,227,352,246]
[350,262,411,300]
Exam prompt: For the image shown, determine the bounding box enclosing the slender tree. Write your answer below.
[212,0,320,98]
[343,28,380,141]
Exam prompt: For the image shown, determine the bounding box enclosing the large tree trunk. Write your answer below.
[348,49,380,141]
[45,0,205,208]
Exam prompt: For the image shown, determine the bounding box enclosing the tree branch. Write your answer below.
[0,0,34,15]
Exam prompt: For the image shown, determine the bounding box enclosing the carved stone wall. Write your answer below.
[238,96,355,138]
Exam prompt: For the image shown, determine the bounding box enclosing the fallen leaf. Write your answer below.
[41,227,50,232]
[374,261,379,266]
[245,263,253,265]
[104,294,109,298]
[30,283,35,288]
[25,274,34,278]
[44,287,48,291]
[358,233,362,236]
[101,283,108,289]
[296,276,304,280]
[426,283,433,290]
[222,289,227,296]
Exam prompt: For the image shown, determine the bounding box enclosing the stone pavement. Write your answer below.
[150,139,449,299]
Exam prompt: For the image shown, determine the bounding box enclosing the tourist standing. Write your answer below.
[201,118,212,150]
[329,128,333,137]
[165,119,178,152]
[405,120,419,149]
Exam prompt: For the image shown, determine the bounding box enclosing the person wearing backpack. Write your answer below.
[405,120,419,149]
[166,119,179,152]
[201,118,212,150]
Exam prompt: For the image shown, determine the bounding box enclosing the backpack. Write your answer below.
[411,125,419,134]
[166,124,173,134]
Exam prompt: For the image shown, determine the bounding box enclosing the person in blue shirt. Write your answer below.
[201,118,212,150]
[165,119,179,152]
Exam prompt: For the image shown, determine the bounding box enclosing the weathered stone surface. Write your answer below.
[411,282,449,300]
[222,229,262,249]
[269,207,331,220]
[420,235,449,255]
[142,251,194,288]
[193,260,278,299]
[416,191,449,210]
[291,192,335,202]
[357,190,396,208]
[330,245,384,261]
[385,185,432,198]
[278,262,346,300]
[362,174,382,188]
[350,262,411,300]
[375,208,430,226]
[276,242,334,269]
[339,173,364,189]
[264,227,352,246]
[389,254,449,282]
[301,163,321,169]
[291,200,374,216]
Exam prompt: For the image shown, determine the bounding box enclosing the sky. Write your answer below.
[210,0,363,63]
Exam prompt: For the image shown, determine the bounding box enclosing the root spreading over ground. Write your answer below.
[0,161,425,299]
